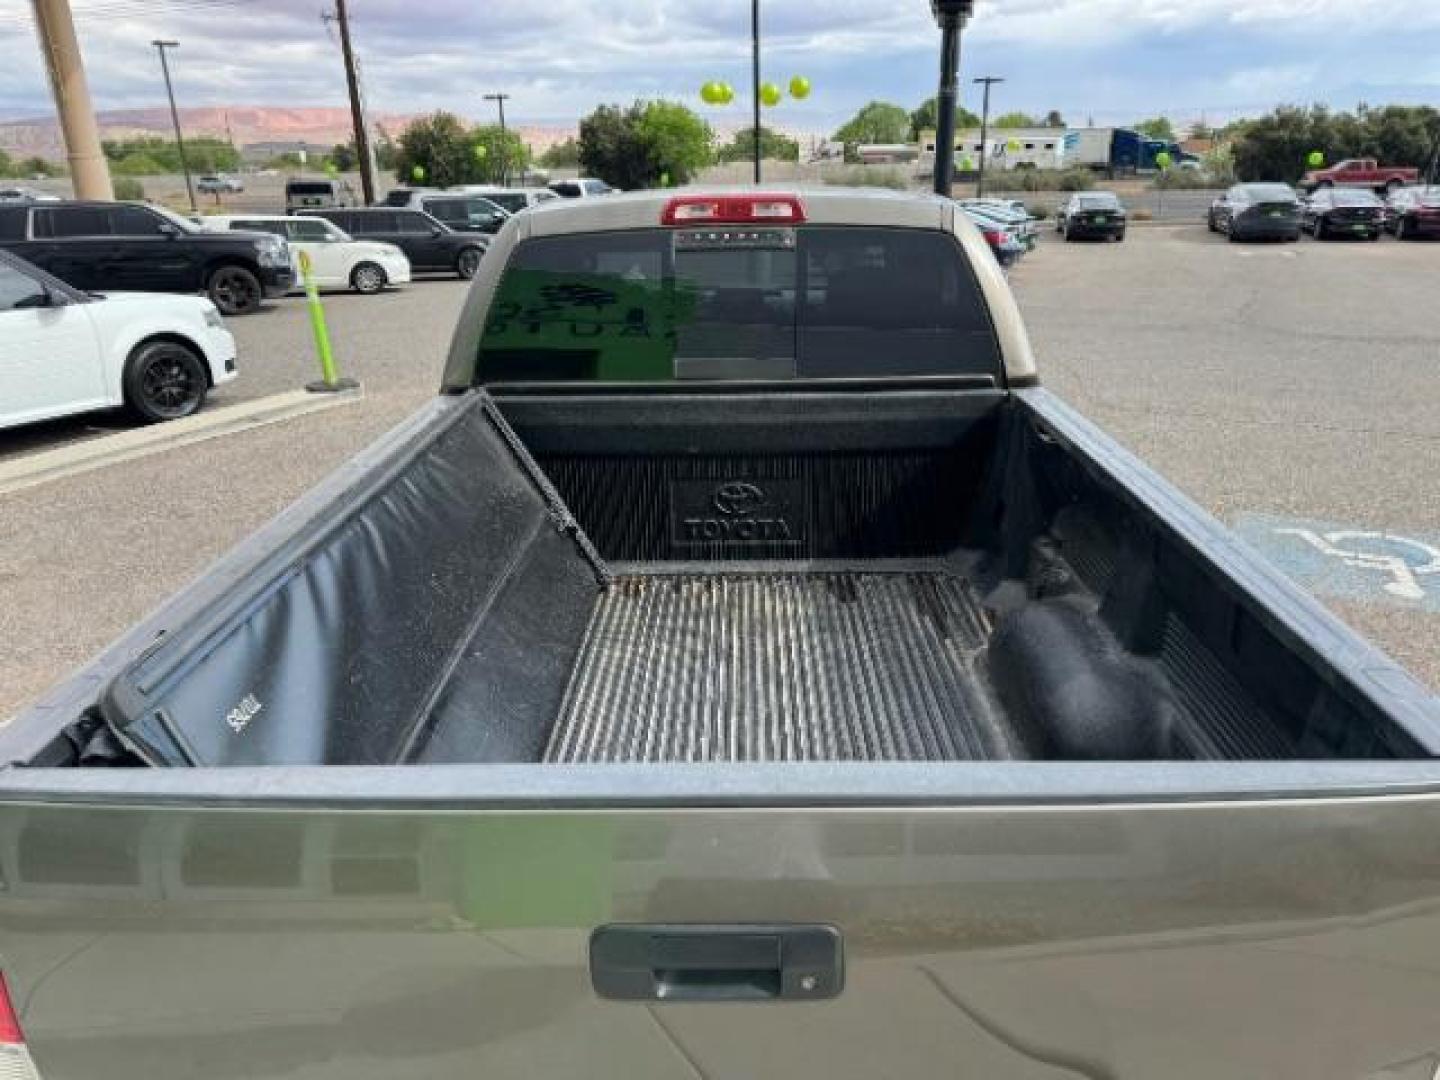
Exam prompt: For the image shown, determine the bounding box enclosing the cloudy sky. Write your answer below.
[1,0,1438,130]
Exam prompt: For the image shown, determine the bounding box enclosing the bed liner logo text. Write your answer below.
[226,693,263,734]
[681,482,792,543]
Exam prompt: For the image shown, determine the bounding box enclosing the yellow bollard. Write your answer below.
[300,249,359,393]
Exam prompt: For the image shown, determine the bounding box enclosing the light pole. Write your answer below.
[929,1,973,196]
[973,75,1003,197]
[483,92,511,184]
[751,0,762,183]
[152,40,195,211]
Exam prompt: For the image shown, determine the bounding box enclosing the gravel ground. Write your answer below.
[0,223,1436,724]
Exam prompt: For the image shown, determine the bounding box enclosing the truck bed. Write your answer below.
[546,566,1019,763]
[29,384,1425,772]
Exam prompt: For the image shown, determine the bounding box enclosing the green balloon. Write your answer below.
[719,83,735,105]
[1307,150,1324,168]
[1005,138,1021,153]
[411,164,426,182]
[788,76,811,100]
[701,81,722,105]
[1155,151,1172,169]
[660,171,671,187]
[760,81,783,107]
[960,156,974,170]
[324,161,338,177]
[474,143,488,160]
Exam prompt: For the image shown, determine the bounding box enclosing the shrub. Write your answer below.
[822,166,907,190]
[998,167,1096,192]
[1025,204,1050,220]
[112,176,145,201]
[1057,168,1095,192]
[1152,168,1214,190]
[1130,208,1154,221]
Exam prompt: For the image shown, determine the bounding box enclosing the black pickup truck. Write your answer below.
[0,200,294,315]
[2,188,1439,1080]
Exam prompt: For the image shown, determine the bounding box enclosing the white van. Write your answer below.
[285,177,358,212]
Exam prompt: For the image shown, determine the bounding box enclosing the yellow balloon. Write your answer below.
[760,82,783,107]
[719,83,735,105]
[700,81,722,105]
[789,76,811,100]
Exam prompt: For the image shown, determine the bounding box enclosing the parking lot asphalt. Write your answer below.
[1,224,1436,723]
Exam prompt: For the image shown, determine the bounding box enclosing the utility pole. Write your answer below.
[929,1,972,196]
[483,92,511,184]
[331,0,375,204]
[30,0,112,199]
[152,40,195,211]
[751,0,762,183]
[973,75,1003,197]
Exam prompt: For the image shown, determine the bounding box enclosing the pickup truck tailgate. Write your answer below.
[4,777,1440,1080]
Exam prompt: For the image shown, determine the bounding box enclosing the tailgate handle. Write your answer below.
[590,924,843,1002]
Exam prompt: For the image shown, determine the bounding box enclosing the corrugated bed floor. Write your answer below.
[545,570,1027,763]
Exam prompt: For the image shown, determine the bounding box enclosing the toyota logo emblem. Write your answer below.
[713,482,766,516]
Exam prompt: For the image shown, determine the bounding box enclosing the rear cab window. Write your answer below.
[0,208,28,240]
[476,225,1001,384]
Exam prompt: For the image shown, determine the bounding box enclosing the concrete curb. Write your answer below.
[0,387,364,498]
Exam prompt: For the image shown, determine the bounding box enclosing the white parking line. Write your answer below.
[0,388,363,497]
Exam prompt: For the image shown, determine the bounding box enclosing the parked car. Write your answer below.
[199,214,411,294]
[298,207,488,279]
[959,205,1027,268]
[0,186,60,203]
[1301,187,1385,240]
[383,192,510,236]
[8,189,1440,1080]
[959,201,1038,250]
[0,200,294,315]
[1207,183,1301,241]
[0,248,236,429]
[1056,191,1127,241]
[548,177,616,198]
[196,174,244,195]
[1384,185,1440,239]
[1300,158,1418,194]
[962,197,1031,218]
[285,177,358,212]
[448,185,560,214]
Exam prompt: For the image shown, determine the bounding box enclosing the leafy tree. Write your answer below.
[992,112,1038,129]
[634,101,712,185]
[1044,110,1066,128]
[909,97,980,139]
[539,137,581,169]
[395,111,474,187]
[1228,104,1439,182]
[20,156,63,178]
[1134,116,1176,141]
[834,101,911,147]
[327,142,358,172]
[469,124,531,183]
[0,148,12,177]
[101,136,238,173]
[715,125,799,164]
[578,101,711,189]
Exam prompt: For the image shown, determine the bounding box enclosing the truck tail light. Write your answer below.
[661,195,806,225]
[982,229,1005,245]
[0,973,42,1079]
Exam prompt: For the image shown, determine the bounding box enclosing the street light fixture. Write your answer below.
[151,39,195,211]
[929,0,974,196]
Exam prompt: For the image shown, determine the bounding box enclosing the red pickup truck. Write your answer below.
[1301,158,1418,193]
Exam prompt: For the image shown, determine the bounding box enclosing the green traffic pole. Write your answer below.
[300,250,358,393]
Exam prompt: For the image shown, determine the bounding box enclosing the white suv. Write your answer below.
[200,215,411,294]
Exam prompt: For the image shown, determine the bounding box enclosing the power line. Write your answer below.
[0,0,261,32]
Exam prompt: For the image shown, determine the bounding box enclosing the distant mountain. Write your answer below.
[0,106,578,160]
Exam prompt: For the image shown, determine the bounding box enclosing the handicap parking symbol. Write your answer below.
[1234,514,1440,611]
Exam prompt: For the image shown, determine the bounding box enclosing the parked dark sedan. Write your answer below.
[1384,185,1440,239]
[1301,188,1385,240]
[1056,192,1126,241]
[298,208,488,278]
[1207,183,1301,241]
